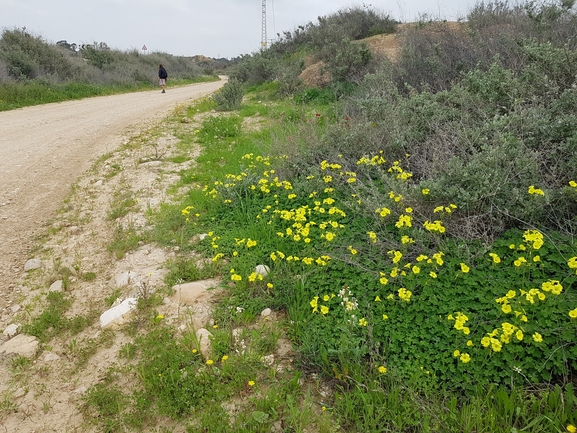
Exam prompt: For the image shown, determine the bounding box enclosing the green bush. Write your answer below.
[212,79,244,110]
[0,28,78,80]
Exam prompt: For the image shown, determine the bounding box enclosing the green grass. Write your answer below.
[0,76,219,112]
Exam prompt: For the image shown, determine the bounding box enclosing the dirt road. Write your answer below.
[0,79,225,298]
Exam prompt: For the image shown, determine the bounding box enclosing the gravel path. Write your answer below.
[0,79,225,298]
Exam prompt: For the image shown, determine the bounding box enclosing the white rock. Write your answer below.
[93,180,103,187]
[49,280,63,293]
[255,264,270,276]
[261,354,275,366]
[261,308,272,317]
[195,328,213,360]
[10,304,21,313]
[198,233,208,241]
[3,323,21,340]
[99,297,138,328]
[115,271,138,288]
[24,259,42,272]
[44,352,61,362]
[0,334,39,358]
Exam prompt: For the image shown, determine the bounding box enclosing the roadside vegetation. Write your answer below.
[6,1,577,432]
[0,27,225,111]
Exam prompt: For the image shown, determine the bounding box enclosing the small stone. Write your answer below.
[49,280,63,293]
[261,354,275,366]
[198,233,208,241]
[44,352,61,362]
[3,323,21,340]
[115,271,138,288]
[94,180,103,187]
[196,328,213,360]
[99,298,138,328]
[255,264,270,276]
[261,308,272,317]
[24,259,42,272]
[10,304,21,314]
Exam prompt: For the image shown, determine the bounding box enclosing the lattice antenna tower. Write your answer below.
[261,0,267,47]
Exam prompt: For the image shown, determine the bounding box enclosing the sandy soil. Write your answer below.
[0,79,224,300]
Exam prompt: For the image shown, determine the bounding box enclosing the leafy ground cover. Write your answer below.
[81,77,576,431]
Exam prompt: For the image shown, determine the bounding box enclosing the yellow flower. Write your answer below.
[466,340,473,347]
[528,185,545,196]
[248,380,255,387]
[481,337,491,347]
[222,355,229,361]
[532,333,543,343]
[569,308,577,319]
[515,330,524,341]
[453,350,461,357]
[460,263,470,273]
[429,271,437,278]
[267,283,274,289]
[378,366,387,374]
[359,318,368,326]
[206,359,214,365]
[310,296,319,312]
[489,252,501,263]
[567,425,577,433]
[231,274,242,281]
[501,304,512,314]
[382,314,389,320]
[412,266,420,274]
[156,314,164,320]
[320,305,329,315]
[460,353,471,363]
[421,188,430,195]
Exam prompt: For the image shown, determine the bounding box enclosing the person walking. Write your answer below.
[158,64,168,93]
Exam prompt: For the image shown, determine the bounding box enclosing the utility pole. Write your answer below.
[261,0,267,47]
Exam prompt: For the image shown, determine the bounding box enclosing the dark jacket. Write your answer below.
[159,67,168,79]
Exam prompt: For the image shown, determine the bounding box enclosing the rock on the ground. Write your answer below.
[99,297,138,328]
[171,279,219,305]
[0,334,39,358]
[196,328,213,360]
[49,280,63,293]
[24,258,42,272]
[43,352,61,362]
[115,270,138,288]
[261,308,272,317]
[255,264,270,276]
[3,323,21,340]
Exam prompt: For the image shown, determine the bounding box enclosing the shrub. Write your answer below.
[212,79,244,111]
[0,28,78,81]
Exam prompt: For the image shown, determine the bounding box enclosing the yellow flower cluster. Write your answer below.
[433,204,457,214]
[448,312,470,335]
[388,160,413,180]
[527,185,545,196]
[397,288,412,302]
[453,350,471,363]
[356,153,386,166]
[522,229,544,250]
[423,220,446,233]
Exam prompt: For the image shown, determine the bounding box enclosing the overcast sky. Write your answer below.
[1,0,477,59]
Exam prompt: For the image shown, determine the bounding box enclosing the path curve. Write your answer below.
[0,79,225,296]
